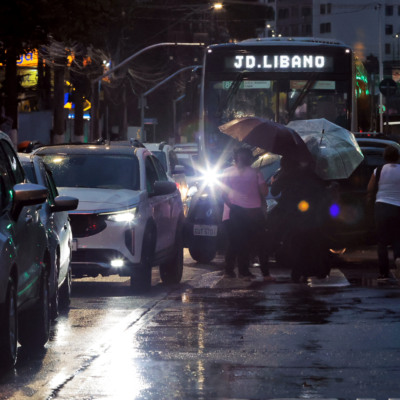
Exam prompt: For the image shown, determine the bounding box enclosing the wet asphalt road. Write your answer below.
[0,248,400,400]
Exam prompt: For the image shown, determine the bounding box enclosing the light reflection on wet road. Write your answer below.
[0,249,400,400]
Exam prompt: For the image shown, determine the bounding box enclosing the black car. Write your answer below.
[254,137,400,249]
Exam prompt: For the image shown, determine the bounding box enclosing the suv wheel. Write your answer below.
[0,277,18,369]
[130,228,154,294]
[160,226,183,284]
[189,239,217,264]
[19,266,50,348]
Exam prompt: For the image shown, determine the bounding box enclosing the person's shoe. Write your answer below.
[377,274,389,281]
[224,271,236,278]
[263,275,276,283]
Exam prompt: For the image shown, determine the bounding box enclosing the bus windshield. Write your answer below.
[199,38,369,162]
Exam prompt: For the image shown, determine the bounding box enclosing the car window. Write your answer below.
[0,168,9,210]
[0,140,25,184]
[169,150,179,172]
[41,154,140,190]
[45,168,59,206]
[151,151,168,171]
[0,163,14,209]
[152,156,168,182]
[176,154,198,177]
[22,162,37,183]
[145,156,159,194]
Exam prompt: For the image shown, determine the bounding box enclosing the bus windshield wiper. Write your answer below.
[216,71,246,119]
[287,74,316,120]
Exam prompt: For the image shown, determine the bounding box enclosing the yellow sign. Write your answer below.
[16,51,38,67]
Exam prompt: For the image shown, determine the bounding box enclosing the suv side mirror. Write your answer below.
[152,181,177,196]
[12,183,47,219]
[51,195,79,212]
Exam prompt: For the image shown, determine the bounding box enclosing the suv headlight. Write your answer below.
[101,207,138,223]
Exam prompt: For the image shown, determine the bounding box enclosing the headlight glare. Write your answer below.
[101,207,138,222]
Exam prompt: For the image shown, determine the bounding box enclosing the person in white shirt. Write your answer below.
[367,145,400,280]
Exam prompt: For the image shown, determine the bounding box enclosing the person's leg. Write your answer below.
[375,203,390,277]
[386,204,400,263]
[236,212,254,277]
[223,220,237,276]
[252,210,272,278]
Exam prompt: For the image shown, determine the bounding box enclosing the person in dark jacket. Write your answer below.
[268,156,331,281]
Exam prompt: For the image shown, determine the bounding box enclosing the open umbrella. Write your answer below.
[218,117,313,163]
[287,118,364,180]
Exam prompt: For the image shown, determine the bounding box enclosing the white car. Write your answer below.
[19,154,78,319]
[34,141,184,293]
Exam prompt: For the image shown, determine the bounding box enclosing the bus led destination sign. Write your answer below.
[227,54,332,72]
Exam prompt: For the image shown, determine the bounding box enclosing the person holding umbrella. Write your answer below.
[221,147,274,281]
[268,156,332,282]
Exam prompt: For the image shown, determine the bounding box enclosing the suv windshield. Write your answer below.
[42,154,140,190]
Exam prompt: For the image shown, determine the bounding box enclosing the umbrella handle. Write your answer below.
[320,129,325,145]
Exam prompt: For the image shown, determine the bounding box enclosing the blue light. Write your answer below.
[330,204,340,218]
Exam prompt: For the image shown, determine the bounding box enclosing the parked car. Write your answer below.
[253,137,400,249]
[144,142,188,203]
[0,132,50,369]
[19,153,78,319]
[173,142,201,189]
[34,141,185,293]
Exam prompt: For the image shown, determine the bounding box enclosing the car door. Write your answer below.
[0,165,17,303]
[145,155,171,252]
[0,140,45,306]
[44,165,71,286]
[152,155,179,249]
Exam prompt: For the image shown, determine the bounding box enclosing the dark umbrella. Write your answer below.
[218,117,314,164]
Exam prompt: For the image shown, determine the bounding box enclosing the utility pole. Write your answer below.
[90,42,204,141]
[140,65,201,142]
[377,3,384,132]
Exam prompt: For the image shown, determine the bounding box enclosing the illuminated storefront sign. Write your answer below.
[225,54,333,72]
[16,51,39,67]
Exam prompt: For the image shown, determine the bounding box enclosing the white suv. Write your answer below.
[35,141,184,293]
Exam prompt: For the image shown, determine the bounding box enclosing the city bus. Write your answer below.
[197,37,371,164]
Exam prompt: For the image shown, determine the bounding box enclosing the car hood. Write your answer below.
[58,187,142,212]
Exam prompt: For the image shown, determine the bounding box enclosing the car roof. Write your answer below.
[143,142,171,151]
[357,138,400,150]
[34,143,150,156]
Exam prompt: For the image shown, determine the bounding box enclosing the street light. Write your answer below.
[394,33,400,62]
[376,3,384,132]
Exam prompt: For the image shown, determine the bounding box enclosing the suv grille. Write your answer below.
[69,213,107,237]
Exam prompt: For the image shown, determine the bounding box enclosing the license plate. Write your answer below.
[72,239,78,251]
[193,224,218,237]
